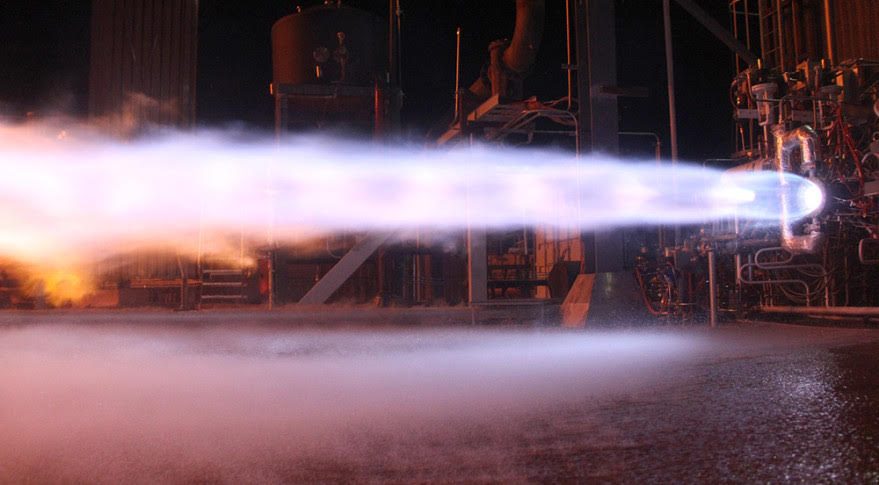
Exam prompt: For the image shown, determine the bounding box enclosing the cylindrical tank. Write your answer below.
[271,4,386,87]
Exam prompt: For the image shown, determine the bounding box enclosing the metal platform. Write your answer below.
[438,95,577,146]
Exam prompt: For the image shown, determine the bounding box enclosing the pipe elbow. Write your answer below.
[502,0,545,74]
[774,125,824,255]
[793,126,819,171]
[774,125,819,173]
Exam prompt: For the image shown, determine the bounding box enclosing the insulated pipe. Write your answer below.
[469,0,545,98]
[773,125,825,255]
[503,0,545,74]
[775,125,819,175]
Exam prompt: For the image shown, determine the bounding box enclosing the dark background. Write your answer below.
[0,1,735,162]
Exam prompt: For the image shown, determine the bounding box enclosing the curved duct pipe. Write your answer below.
[773,125,826,255]
[775,125,819,176]
[503,0,545,73]
[469,0,546,99]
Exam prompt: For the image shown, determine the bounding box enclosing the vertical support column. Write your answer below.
[757,0,767,63]
[775,0,785,71]
[468,227,488,304]
[575,0,624,274]
[274,92,288,139]
[708,250,718,327]
[267,251,274,310]
[466,125,487,304]
[662,0,685,315]
[734,252,743,311]
[822,0,835,65]
[583,0,619,155]
[662,0,681,247]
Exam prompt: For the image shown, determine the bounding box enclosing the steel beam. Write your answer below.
[468,226,488,304]
[299,232,393,304]
[673,0,759,66]
[576,0,624,273]
[578,0,619,155]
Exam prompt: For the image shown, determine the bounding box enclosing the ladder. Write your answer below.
[729,0,760,73]
[759,0,784,69]
[197,230,248,307]
[759,0,808,71]
[199,266,247,306]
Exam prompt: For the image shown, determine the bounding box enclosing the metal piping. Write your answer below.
[708,250,717,327]
[662,0,679,164]
[565,0,572,110]
[503,0,545,74]
[775,0,785,70]
[775,125,819,175]
[822,0,835,66]
[662,0,681,251]
[773,125,825,255]
[738,261,812,306]
[454,27,462,123]
[672,0,758,66]
[762,306,879,317]
[468,0,545,99]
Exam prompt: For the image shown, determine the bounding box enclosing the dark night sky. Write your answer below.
[0,1,736,162]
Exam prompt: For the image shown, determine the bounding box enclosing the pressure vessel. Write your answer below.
[271,4,386,87]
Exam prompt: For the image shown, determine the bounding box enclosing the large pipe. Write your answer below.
[565,0,572,110]
[762,306,879,317]
[663,0,681,252]
[662,0,679,164]
[503,0,545,74]
[469,0,545,99]
[454,27,462,122]
[773,125,825,255]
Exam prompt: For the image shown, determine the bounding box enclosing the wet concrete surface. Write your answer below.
[1,311,878,484]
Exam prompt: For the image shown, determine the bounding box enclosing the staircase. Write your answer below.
[199,264,247,307]
[197,227,249,307]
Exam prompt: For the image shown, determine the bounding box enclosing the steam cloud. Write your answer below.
[0,318,854,483]
[0,320,713,483]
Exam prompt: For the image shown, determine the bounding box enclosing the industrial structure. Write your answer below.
[261,0,879,325]
[679,0,879,323]
[5,0,876,325]
[89,0,198,134]
[264,0,627,318]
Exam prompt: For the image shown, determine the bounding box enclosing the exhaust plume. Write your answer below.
[0,121,821,265]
